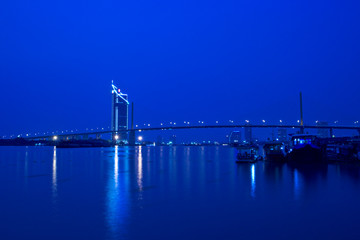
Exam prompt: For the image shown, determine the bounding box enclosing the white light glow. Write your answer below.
[112,83,129,104]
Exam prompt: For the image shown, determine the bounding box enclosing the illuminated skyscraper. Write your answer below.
[111,81,129,141]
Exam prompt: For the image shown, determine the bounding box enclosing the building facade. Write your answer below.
[111,82,129,141]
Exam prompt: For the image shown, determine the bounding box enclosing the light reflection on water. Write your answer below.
[1,146,360,240]
[251,163,256,198]
[293,168,300,199]
[52,146,57,200]
[137,146,143,195]
[105,146,130,240]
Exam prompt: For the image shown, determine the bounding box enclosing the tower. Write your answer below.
[111,81,129,141]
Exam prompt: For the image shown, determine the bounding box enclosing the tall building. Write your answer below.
[244,125,252,143]
[111,81,129,141]
[317,121,329,138]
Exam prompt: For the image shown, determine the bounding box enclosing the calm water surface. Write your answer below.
[1,146,360,240]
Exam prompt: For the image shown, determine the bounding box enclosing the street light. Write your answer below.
[114,135,119,140]
[53,136,58,141]
[138,136,143,141]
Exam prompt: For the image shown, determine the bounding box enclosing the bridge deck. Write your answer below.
[24,124,360,140]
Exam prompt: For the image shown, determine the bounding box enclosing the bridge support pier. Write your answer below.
[83,134,88,140]
[96,134,101,140]
[330,128,334,138]
[128,130,135,146]
[300,126,305,134]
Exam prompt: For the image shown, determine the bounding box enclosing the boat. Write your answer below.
[287,134,324,162]
[263,142,286,161]
[325,143,359,162]
[235,145,261,163]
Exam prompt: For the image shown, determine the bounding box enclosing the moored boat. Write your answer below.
[288,134,324,162]
[236,144,261,163]
[263,142,286,161]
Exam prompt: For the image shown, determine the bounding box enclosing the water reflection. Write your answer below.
[184,147,191,186]
[236,163,257,198]
[334,163,360,182]
[52,146,57,200]
[261,162,329,200]
[114,146,119,187]
[3,146,360,239]
[24,149,29,186]
[288,163,328,197]
[105,146,130,239]
[263,162,284,184]
[137,146,143,193]
[293,169,300,200]
[251,164,256,198]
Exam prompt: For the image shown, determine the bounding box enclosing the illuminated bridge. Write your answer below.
[24,124,360,141]
[10,84,360,143]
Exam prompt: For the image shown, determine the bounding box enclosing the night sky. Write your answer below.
[1,0,360,137]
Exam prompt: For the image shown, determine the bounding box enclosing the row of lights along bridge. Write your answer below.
[4,82,360,139]
[4,119,360,139]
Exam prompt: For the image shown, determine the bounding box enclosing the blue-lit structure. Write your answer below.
[111,81,129,141]
[229,131,241,145]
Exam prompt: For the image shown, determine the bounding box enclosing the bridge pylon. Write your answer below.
[129,130,136,146]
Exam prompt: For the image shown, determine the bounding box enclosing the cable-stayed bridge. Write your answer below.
[4,83,360,142]
[23,123,360,141]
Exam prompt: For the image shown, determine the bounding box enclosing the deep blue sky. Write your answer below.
[1,0,360,136]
